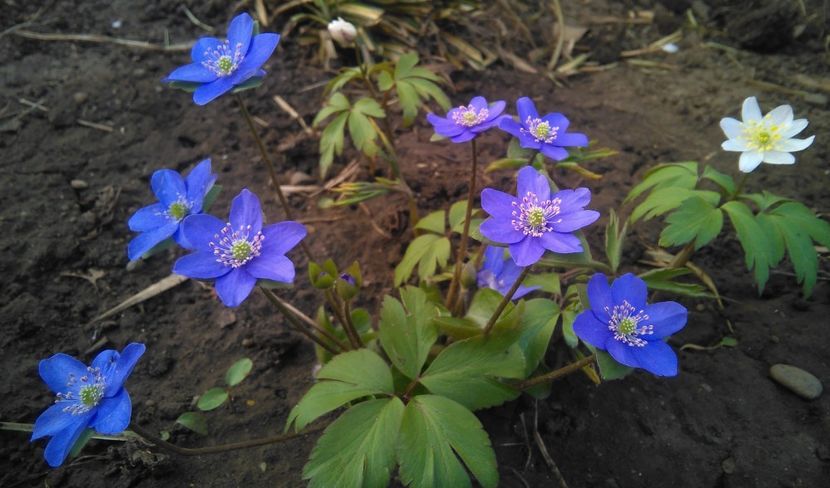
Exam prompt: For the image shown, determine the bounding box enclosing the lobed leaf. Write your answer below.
[659,196,724,250]
[378,287,438,380]
[722,201,773,292]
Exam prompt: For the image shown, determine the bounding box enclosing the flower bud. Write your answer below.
[327,17,357,46]
[461,261,478,289]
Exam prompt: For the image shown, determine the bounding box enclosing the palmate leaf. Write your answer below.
[381,51,450,126]
[315,94,386,177]
[625,161,699,203]
[659,196,724,250]
[394,234,451,285]
[378,287,438,380]
[419,333,525,410]
[517,299,560,376]
[398,395,498,488]
[630,187,720,223]
[303,398,405,488]
[722,201,772,292]
[701,166,736,195]
[286,350,393,431]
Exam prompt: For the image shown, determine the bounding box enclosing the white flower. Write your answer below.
[720,96,815,173]
[327,18,357,46]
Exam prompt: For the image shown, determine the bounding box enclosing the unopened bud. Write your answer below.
[328,17,357,45]
[461,261,478,289]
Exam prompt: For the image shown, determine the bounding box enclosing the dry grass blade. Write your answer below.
[89,273,188,324]
[546,0,565,71]
[273,95,314,135]
[12,29,192,51]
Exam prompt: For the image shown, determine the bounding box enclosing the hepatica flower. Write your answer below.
[163,13,280,105]
[32,343,145,467]
[477,246,539,299]
[427,96,507,143]
[480,166,599,266]
[574,274,687,376]
[720,96,815,173]
[127,159,216,261]
[499,97,588,161]
[174,189,306,307]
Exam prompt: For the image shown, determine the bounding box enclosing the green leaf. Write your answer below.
[313,92,351,126]
[395,52,420,78]
[197,387,229,411]
[414,209,446,234]
[347,110,379,157]
[176,412,208,436]
[561,307,579,348]
[485,157,528,173]
[448,200,469,231]
[465,288,512,328]
[394,234,441,286]
[701,166,736,194]
[409,77,451,110]
[630,188,720,223]
[318,111,349,177]
[418,237,450,281]
[287,350,393,431]
[353,97,386,118]
[420,335,525,410]
[638,268,713,299]
[303,398,404,488]
[742,190,791,211]
[762,208,822,296]
[377,71,394,91]
[517,299,560,375]
[225,358,254,386]
[659,196,724,250]
[396,79,420,126]
[593,349,634,380]
[755,213,787,267]
[771,201,830,248]
[399,395,498,488]
[431,316,483,340]
[625,162,698,203]
[378,288,438,380]
[523,272,561,295]
[722,201,772,292]
[325,67,362,95]
[230,76,264,94]
[201,184,222,212]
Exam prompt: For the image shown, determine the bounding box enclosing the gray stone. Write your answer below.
[70,179,88,189]
[770,364,823,400]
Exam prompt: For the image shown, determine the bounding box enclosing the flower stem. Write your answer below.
[483,266,530,336]
[129,422,325,456]
[259,287,346,354]
[446,138,479,313]
[235,93,314,261]
[515,354,596,390]
[733,173,750,197]
[325,289,362,349]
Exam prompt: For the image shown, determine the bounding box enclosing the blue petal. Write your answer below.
[185,159,216,212]
[572,310,613,348]
[511,284,539,300]
[39,354,89,394]
[551,210,599,233]
[469,96,487,110]
[32,404,76,441]
[586,273,613,317]
[611,273,648,311]
[498,117,523,138]
[630,340,678,376]
[539,231,582,254]
[165,62,217,83]
[486,100,506,118]
[215,268,257,307]
[180,214,225,252]
[246,254,295,283]
[556,132,589,147]
[128,203,168,232]
[260,222,306,256]
[482,246,506,275]
[193,76,235,105]
[229,189,263,234]
[174,251,230,279]
[127,222,178,261]
[226,13,254,59]
[480,218,524,244]
[450,130,476,143]
[516,166,550,200]
[91,389,132,434]
[541,113,570,133]
[480,188,516,219]
[151,169,186,207]
[556,187,591,213]
[101,343,145,397]
[509,237,545,267]
[231,33,280,83]
[540,144,569,161]
[191,37,222,63]
[43,417,91,467]
[645,301,687,339]
[516,97,539,122]
[605,337,640,369]
[516,133,543,150]
[92,350,118,376]
[427,113,464,137]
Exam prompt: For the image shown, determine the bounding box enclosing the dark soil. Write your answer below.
[2,1,829,487]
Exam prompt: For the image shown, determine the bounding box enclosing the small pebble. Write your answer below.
[70,179,89,189]
[72,92,88,104]
[218,309,237,329]
[770,364,823,400]
[721,457,736,474]
[242,338,254,348]
[289,171,315,186]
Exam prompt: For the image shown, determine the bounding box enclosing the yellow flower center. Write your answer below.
[743,119,782,152]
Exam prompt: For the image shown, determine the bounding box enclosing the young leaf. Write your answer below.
[517,299,560,375]
[701,166,736,195]
[287,350,394,431]
[419,335,525,410]
[414,209,446,235]
[303,398,405,488]
[630,188,720,223]
[394,234,445,285]
[318,111,349,177]
[225,358,254,386]
[722,201,772,292]
[604,209,627,273]
[176,412,208,435]
[197,387,229,411]
[378,287,438,380]
[560,307,579,348]
[659,196,724,250]
[625,162,698,203]
[638,268,714,299]
[417,236,450,280]
[399,395,498,488]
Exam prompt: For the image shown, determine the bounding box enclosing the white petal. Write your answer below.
[782,119,808,138]
[767,105,793,126]
[742,96,762,122]
[722,138,750,152]
[776,135,815,152]
[762,151,795,165]
[719,118,744,139]
[738,151,763,173]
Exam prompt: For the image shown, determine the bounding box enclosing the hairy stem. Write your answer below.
[515,354,596,390]
[483,267,530,336]
[446,139,479,313]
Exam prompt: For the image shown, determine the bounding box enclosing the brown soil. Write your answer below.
[2,1,829,487]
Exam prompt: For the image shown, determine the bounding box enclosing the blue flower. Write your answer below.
[173,189,307,307]
[127,159,216,261]
[498,97,589,161]
[31,343,145,467]
[573,273,687,376]
[427,96,507,143]
[480,166,599,267]
[477,247,539,299]
[163,13,280,105]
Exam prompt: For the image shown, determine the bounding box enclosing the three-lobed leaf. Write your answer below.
[378,287,438,380]
[722,201,772,292]
[659,196,724,250]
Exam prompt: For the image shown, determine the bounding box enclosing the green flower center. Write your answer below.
[168,201,189,220]
[527,208,546,228]
[617,317,637,336]
[79,385,103,407]
[463,112,477,124]
[231,241,253,262]
[217,56,233,74]
[534,122,551,139]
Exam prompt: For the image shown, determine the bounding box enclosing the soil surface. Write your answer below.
[2,1,829,487]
